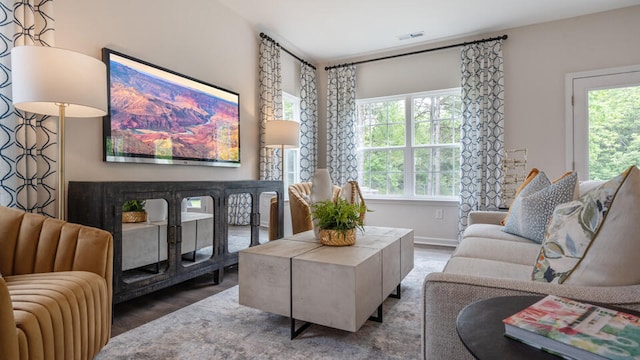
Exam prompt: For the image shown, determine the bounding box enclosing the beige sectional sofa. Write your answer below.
[422,178,640,359]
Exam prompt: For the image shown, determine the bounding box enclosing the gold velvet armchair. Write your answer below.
[288,182,342,235]
[0,206,113,360]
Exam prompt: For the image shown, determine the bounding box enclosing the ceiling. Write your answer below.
[216,0,640,64]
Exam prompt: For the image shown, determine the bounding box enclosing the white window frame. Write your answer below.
[565,64,640,180]
[356,88,461,201]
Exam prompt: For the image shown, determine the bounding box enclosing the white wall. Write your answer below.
[54,2,640,245]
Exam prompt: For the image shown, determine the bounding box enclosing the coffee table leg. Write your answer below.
[369,283,402,324]
[368,304,383,323]
[291,318,312,339]
[390,283,401,299]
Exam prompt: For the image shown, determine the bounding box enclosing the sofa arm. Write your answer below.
[467,210,506,226]
[421,272,640,360]
[0,277,19,360]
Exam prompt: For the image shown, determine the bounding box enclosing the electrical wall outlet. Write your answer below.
[435,208,444,220]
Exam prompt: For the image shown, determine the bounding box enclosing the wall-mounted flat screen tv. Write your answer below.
[102,48,240,167]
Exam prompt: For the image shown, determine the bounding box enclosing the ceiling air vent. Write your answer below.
[397,31,424,41]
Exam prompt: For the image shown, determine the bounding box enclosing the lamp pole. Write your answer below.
[280,144,285,182]
[57,103,67,220]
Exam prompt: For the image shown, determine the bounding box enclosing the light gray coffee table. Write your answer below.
[239,226,414,338]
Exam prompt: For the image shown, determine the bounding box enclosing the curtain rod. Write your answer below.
[325,34,508,71]
[260,32,316,70]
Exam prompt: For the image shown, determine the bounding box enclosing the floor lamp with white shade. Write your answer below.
[265,119,300,182]
[11,46,108,219]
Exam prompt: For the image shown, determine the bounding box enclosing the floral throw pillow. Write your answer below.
[532,167,630,284]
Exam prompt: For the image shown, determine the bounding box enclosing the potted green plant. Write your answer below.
[310,197,366,246]
[122,200,147,223]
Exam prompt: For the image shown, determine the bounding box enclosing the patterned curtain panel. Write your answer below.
[0,0,57,216]
[227,37,284,226]
[298,63,317,182]
[326,65,357,185]
[458,39,505,238]
[258,37,283,181]
[227,192,252,226]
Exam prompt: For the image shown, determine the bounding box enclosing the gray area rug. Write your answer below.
[96,249,449,359]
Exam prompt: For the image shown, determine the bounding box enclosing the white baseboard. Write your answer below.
[414,236,457,248]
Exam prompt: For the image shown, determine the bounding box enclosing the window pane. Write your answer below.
[282,92,300,192]
[413,96,432,146]
[436,119,452,143]
[360,149,405,195]
[414,147,460,197]
[371,125,388,147]
[388,172,404,196]
[413,97,432,121]
[363,150,387,173]
[414,121,431,145]
[588,85,640,180]
[436,95,454,119]
[283,100,295,120]
[389,124,405,146]
[388,150,405,195]
[285,149,299,188]
[358,100,405,148]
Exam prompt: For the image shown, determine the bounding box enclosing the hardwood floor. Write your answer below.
[110,244,452,337]
[111,265,238,337]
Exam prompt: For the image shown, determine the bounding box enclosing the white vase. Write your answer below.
[310,168,333,238]
[145,199,168,222]
[310,168,333,203]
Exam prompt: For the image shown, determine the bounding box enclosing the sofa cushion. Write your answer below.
[502,171,577,243]
[463,223,532,243]
[533,166,640,286]
[6,271,110,360]
[453,236,541,266]
[443,257,533,281]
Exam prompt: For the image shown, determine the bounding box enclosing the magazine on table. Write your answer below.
[502,294,640,360]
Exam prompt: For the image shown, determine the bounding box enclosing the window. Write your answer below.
[185,197,202,209]
[356,89,462,199]
[282,92,301,190]
[568,65,640,180]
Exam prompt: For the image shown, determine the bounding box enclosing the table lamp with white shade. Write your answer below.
[264,119,300,182]
[11,46,108,219]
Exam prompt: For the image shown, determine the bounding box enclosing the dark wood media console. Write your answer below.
[68,180,283,304]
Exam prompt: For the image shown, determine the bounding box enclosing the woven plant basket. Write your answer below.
[344,181,366,222]
[122,211,147,223]
[319,228,356,246]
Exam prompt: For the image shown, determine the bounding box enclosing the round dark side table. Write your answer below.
[455,295,559,360]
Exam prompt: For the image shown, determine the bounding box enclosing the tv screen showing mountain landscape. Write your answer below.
[102,49,240,167]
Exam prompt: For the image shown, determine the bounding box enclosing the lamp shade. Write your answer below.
[11,46,108,117]
[265,120,300,148]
